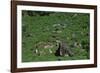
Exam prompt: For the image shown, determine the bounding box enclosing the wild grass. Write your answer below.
[22,11,90,62]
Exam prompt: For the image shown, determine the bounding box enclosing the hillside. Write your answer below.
[22,10,90,62]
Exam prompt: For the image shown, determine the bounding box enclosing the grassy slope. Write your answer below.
[22,12,90,62]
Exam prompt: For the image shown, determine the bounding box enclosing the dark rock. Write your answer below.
[55,40,73,57]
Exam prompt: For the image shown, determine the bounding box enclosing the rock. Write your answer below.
[49,49,53,54]
[56,30,62,33]
[53,24,61,27]
[44,45,53,49]
[55,40,73,57]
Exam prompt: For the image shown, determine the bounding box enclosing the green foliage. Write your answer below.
[22,11,90,62]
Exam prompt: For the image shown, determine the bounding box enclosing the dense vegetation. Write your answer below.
[22,10,90,62]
